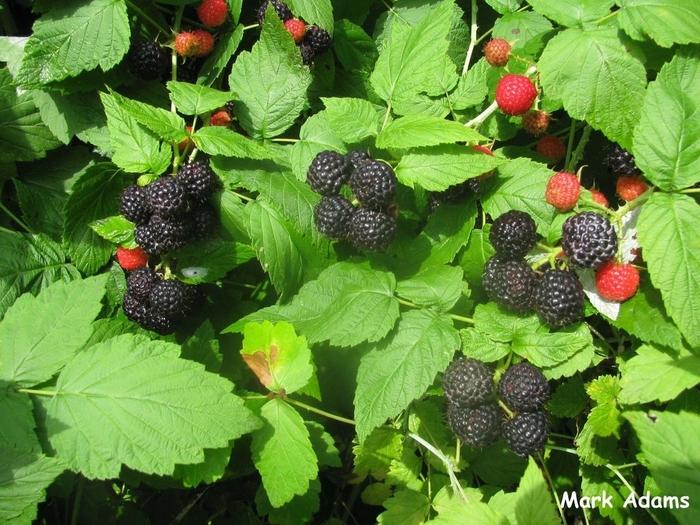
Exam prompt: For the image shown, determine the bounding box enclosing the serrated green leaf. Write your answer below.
[624,410,700,525]
[575,421,624,466]
[167,81,233,116]
[0,390,39,452]
[252,399,317,508]
[395,144,505,192]
[287,0,334,33]
[473,302,541,343]
[526,0,613,27]
[289,112,347,181]
[16,0,129,87]
[587,403,623,438]
[89,215,135,248]
[425,501,509,525]
[492,12,553,54]
[193,126,271,159]
[618,344,700,405]
[396,265,464,312]
[321,97,380,143]
[0,276,106,387]
[548,376,588,418]
[180,320,222,374]
[197,25,245,86]
[172,446,232,488]
[174,238,255,284]
[376,115,485,149]
[353,426,404,481]
[469,441,528,486]
[538,27,647,150]
[459,228,494,286]
[100,93,171,174]
[306,421,340,468]
[587,375,620,404]
[228,12,312,138]
[256,478,321,525]
[354,310,459,442]
[485,0,523,15]
[31,89,106,146]
[618,0,700,47]
[515,457,562,525]
[460,329,510,362]
[333,19,378,72]
[540,340,595,380]
[638,193,700,348]
[62,163,131,274]
[377,489,430,525]
[451,59,490,110]
[513,331,589,368]
[580,465,627,525]
[109,91,187,142]
[47,334,259,479]
[241,321,313,395]
[634,47,700,191]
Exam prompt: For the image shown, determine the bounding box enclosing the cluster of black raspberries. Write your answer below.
[119,159,220,334]
[443,357,551,457]
[483,208,617,327]
[257,0,332,66]
[308,150,398,252]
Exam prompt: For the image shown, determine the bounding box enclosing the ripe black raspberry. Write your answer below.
[606,143,641,177]
[429,179,481,211]
[498,362,550,412]
[562,212,617,269]
[482,256,537,312]
[147,176,189,217]
[299,43,315,66]
[122,292,148,324]
[190,203,218,239]
[447,403,502,447]
[501,411,551,457]
[135,214,193,255]
[489,210,537,260]
[345,150,371,170]
[349,159,397,210]
[127,40,168,81]
[314,195,354,239]
[442,356,494,408]
[533,269,584,328]
[256,0,293,24]
[143,309,178,335]
[347,208,396,252]
[303,25,332,55]
[177,160,219,202]
[120,184,150,225]
[149,279,190,318]
[126,266,160,301]
[307,150,351,196]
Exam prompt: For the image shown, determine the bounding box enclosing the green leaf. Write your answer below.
[473,302,541,343]
[633,47,700,191]
[576,421,625,467]
[377,489,430,525]
[321,97,380,143]
[354,310,459,442]
[174,238,255,284]
[0,390,39,452]
[586,376,623,437]
[485,0,523,15]
[637,193,700,348]
[47,334,259,479]
[548,376,588,418]
[333,19,378,72]
[306,421,341,468]
[89,215,136,248]
[618,0,700,47]
[228,11,312,138]
[0,233,79,321]
[0,276,106,387]
[193,126,271,159]
[538,27,647,150]
[110,92,187,142]
[241,321,314,395]
[624,410,700,525]
[370,0,454,111]
[460,329,510,362]
[289,112,346,181]
[376,115,486,149]
[197,25,245,86]
[353,426,404,481]
[62,163,131,275]
[256,478,321,524]
[0,446,66,525]
[167,81,233,116]
[172,446,232,488]
[16,0,129,87]
[513,331,589,368]
[525,0,613,27]
[425,501,509,525]
[514,457,562,525]
[31,89,106,146]
[492,12,554,54]
[251,399,317,508]
[288,0,334,33]
[396,265,464,312]
[618,344,700,405]
[100,93,171,174]
[180,320,222,374]
[395,144,505,192]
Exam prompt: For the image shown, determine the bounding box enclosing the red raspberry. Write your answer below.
[209,109,231,127]
[192,29,215,57]
[536,135,566,162]
[522,110,550,136]
[495,74,538,116]
[590,189,610,207]
[284,18,307,43]
[472,144,495,180]
[178,125,194,153]
[595,261,640,302]
[545,172,580,212]
[616,175,649,202]
[483,38,511,67]
[116,246,149,271]
[197,0,228,27]
[175,32,200,57]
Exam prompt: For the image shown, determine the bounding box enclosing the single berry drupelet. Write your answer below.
[120,184,150,225]
[348,208,397,252]
[135,214,194,255]
[177,160,219,202]
[498,362,550,412]
[501,411,551,457]
[606,143,641,177]
[442,356,494,408]
[562,212,617,269]
[307,151,351,196]
[346,150,371,170]
[126,266,160,301]
[190,203,219,239]
[304,25,332,55]
[127,40,168,81]
[447,403,503,447]
[314,195,355,240]
[533,268,585,328]
[490,210,537,260]
[349,159,397,210]
[122,292,149,325]
[147,176,189,217]
[482,256,537,312]
[257,0,293,24]
[149,279,191,318]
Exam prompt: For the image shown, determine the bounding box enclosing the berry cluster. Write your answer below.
[257,0,332,66]
[443,357,551,456]
[308,150,398,252]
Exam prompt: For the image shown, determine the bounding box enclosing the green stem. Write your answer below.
[124,0,170,35]
[16,388,57,396]
[538,452,568,525]
[615,186,654,217]
[585,322,616,356]
[547,444,577,455]
[0,225,18,235]
[595,10,619,25]
[449,313,474,324]
[465,100,499,128]
[271,138,300,143]
[564,118,577,172]
[286,399,356,426]
[408,432,469,504]
[680,188,700,194]
[0,202,32,234]
[461,0,478,75]
[242,23,260,31]
[380,103,392,133]
[229,189,254,202]
[396,297,474,324]
[550,432,575,440]
[606,464,663,525]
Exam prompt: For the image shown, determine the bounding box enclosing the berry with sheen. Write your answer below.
[498,362,550,412]
[313,195,355,240]
[127,40,168,81]
[347,208,397,252]
[303,25,332,55]
[197,0,228,27]
[192,29,215,57]
[606,144,641,177]
[495,74,538,116]
[489,210,537,260]
[562,212,618,269]
[306,150,351,196]
[533,268,585,328]
[284,19,306,43]
[120,184,150,225]
[595,261,640,302]
[177,159,219,202]
[442,356,494,408]
[116,246,149,271]
[501,411,551,457]
[447,403,503,447]
[545,171,580,212]
[256,0,293,24]
[174,32,200,57]
[617,175,649,202]
[482,256,537,312]
[349,159,397,211]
